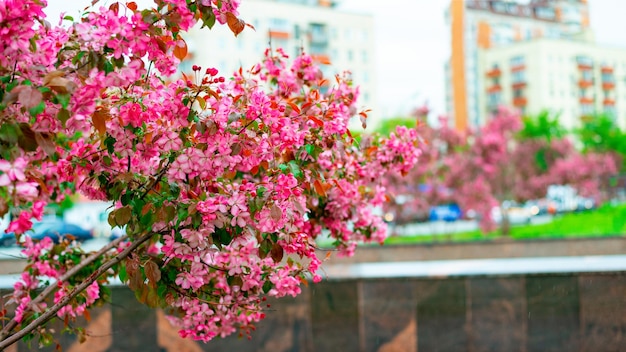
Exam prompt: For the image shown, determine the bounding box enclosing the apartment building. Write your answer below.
[445,0,590,130]
[182,0,377,125]
[478,38,626,130]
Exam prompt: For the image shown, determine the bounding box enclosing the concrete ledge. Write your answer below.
[321,236,626,265]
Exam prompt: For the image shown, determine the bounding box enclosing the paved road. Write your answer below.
[389,215,553,237]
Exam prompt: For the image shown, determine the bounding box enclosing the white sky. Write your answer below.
[46,0,626,120]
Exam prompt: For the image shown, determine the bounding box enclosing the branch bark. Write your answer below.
[0,235,129,340]
[0,233,150,350]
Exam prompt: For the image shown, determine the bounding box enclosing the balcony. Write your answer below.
[269,30,290,40]
[578,79,593,88]
[601,66,614,74]
[511,64,526,72]
[513,97,527,107]
[486,68,501,78]
[579,96,594,104]
[577,63,593,70]
[310,54,331,65]
[512,81,527,89]
[487,85,502,93]
[603,98,616,106]
[602,81,615,90]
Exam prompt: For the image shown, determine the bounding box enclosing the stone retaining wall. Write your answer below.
[10,271,626,352]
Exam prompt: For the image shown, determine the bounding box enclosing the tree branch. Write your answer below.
[0,233,150,349]
[0,234,129,340]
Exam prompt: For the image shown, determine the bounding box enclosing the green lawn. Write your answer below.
[384,203,626,245]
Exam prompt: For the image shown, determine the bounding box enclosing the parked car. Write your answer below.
[30,218,93,243]
[429,204,462,222]
[491,201,533,225]
[0,231,16,247]
[0,217,93,247]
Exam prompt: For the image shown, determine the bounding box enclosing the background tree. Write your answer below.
[577,113,626,170]
[381,107,619,235]
[0,0,420,348]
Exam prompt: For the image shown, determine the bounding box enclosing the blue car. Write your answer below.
[428,204,462,222]
[0,218,93,246]
[30,219,93,243]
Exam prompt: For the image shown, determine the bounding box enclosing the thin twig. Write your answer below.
[0,235,128,344]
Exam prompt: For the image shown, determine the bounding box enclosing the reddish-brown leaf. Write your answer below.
[173,38,188,61]
[17,86,43,109]
[18,123,38,152]
[270,204,282,221]
[109,2,119,13]
[0,198,8,218]
[126,1,137,11]
[145,260,161,288]
[155,38,167,53]
[287,101,301,115]
[309,115,324,127]
[43,70,65,86]
[46,76,77,94]
[92,109,108,136]
[313,179,326,197]
[230,143,242,156]
[225,12,245,37]
[34,132,56,156]
[270,243,284,263]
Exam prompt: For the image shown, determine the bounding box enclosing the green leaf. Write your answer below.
[113,206,132,226]
[0,123,20,145]
[257,186,266,198]
[288,160,303,179]
[57,109,70,127]
[72,51,86,65]
[28,101,45,117]
[104,136,116,154]
[103,60,114,74]
[157,283,167,299]
[262,281,273,294]
[63,15,74,21]
[54,93,71,109]
[119,264,128,283]
[304,144,315,155]
[259,238,271,259]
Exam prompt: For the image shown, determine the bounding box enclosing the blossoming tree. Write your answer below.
[382,107,618,234]
[0,0,420,348]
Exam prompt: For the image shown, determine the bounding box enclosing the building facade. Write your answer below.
[478,38,626,130]
[182,0,377,126]
[445,0,590,131]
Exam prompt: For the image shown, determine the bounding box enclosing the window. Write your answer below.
[512,70,526,83]
[581,70,593,81]
[581,104,594,115]
[362,50,368,63]
[347,50,353,62]
[488,92,501,106]
[575,55,593,67]
[294,25,300,39]
[602,72,615,83]
[510,55,525,67]
[514,89,523,98]
[269,18,289,32]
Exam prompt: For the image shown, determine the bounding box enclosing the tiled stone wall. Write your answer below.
[13,272,626,352]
